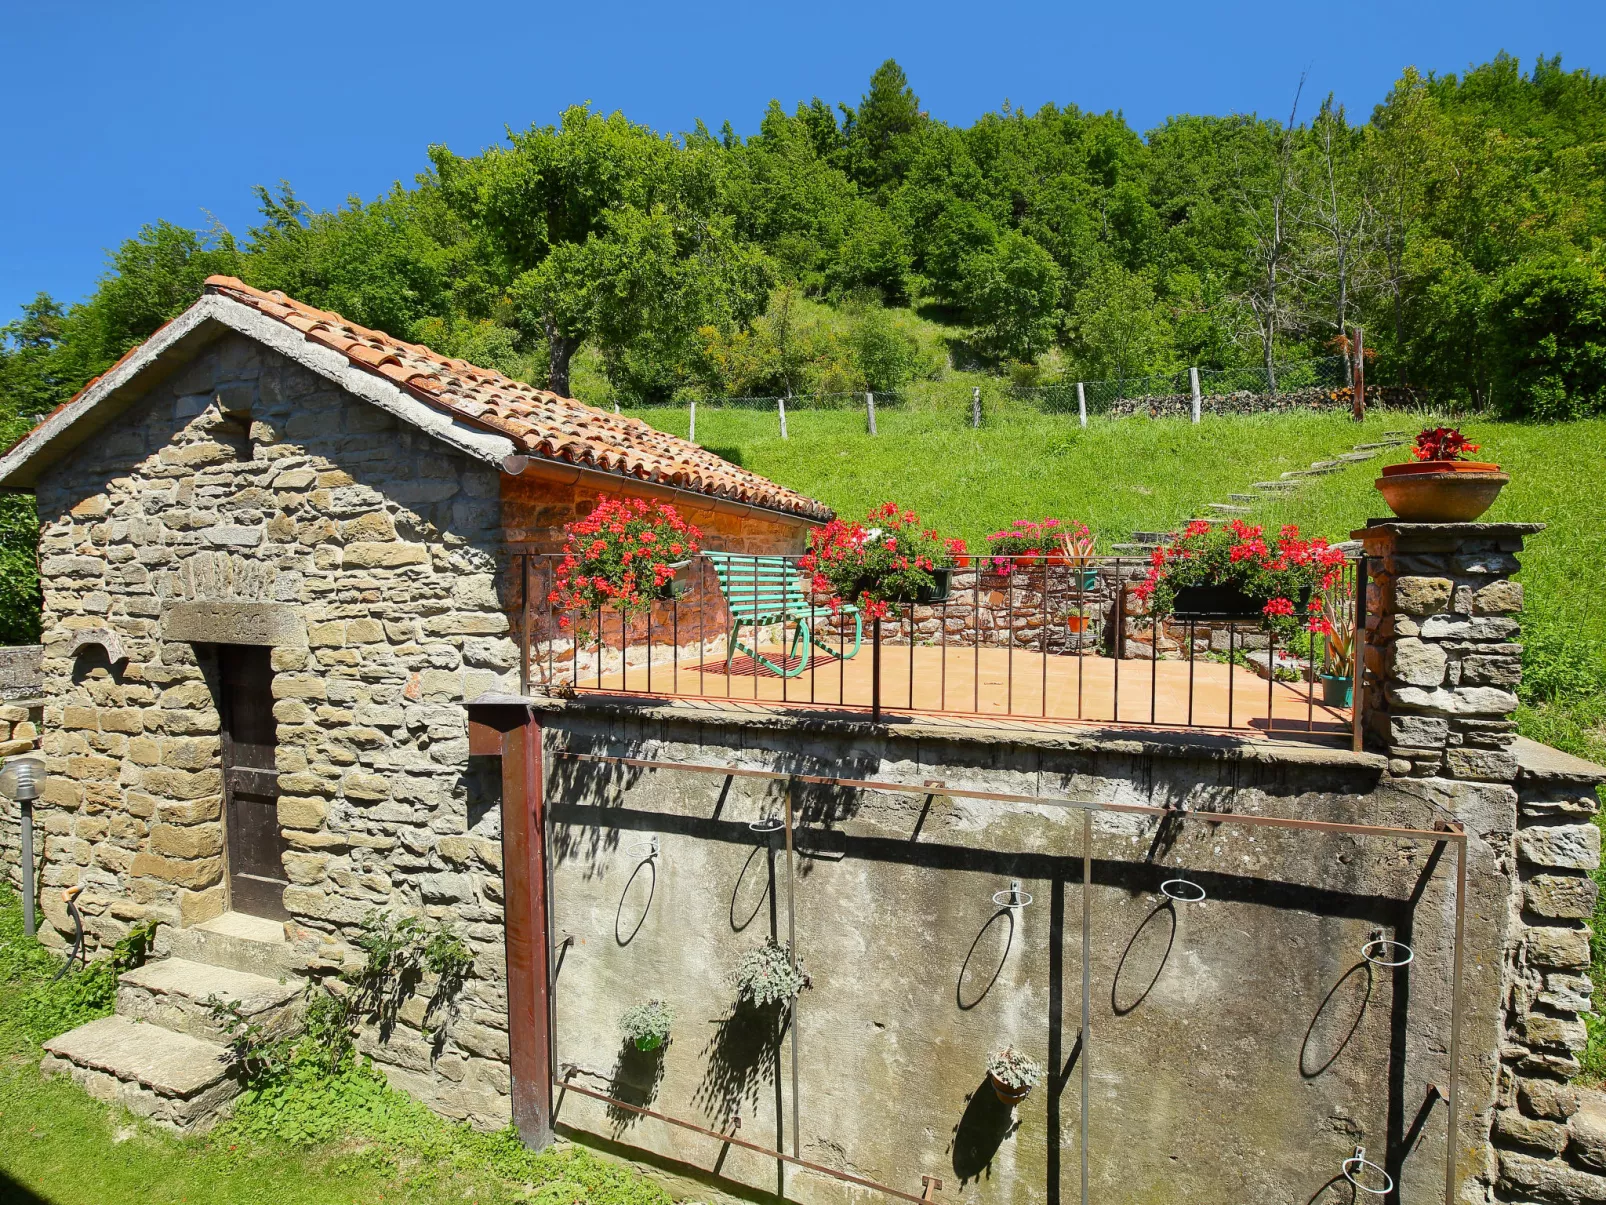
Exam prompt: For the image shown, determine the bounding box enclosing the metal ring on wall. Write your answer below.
[1342,1147,1393,1196]
[1361,938,1413,968]
[1160,878,1207,904]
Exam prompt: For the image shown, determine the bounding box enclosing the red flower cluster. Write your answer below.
[799,502,950,621]
[1411,426,1482,462]
[1135,519,1348,636]
[547,496,701,628]
[985,517,1073,569]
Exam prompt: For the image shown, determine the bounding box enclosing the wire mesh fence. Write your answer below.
[617,390,907,411]
[1009,356,1350,416]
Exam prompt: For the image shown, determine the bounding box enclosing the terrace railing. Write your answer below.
[508,550,1362,739]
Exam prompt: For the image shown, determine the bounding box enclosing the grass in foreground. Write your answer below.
[0,891,668,1205]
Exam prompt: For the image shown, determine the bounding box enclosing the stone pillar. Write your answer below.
[1352,520,1543,773]
[1356,520,1606,1200]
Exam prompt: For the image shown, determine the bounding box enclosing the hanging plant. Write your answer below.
[734,937,810,1008]
[1134,519,1348,638]
[619,999,675,1052]
[799,503,954,620]
[986,1046,1043,1104]
[547,496,702,628]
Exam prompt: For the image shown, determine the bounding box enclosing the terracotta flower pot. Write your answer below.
[1016,552,1039,567]
[989,1072,1032,1105]
[1045,553,1068,567]
[1066,614,1090,633]
[1376,461,1508,522]
[952,555,972,569]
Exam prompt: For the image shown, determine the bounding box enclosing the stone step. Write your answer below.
[1206,503,1253,514]
[1111,543,1159,554]
[1335,450,1378,462]
[1129,531,1172,544]
[41,1014,240,1133]
[1309,460,1339,469]
[1252,481,1300,491]
[117,957,302,1043]
[164,910,296,978]
[1353,440,1406,449]
[1282,467,1341,478]
[1228,493,1259,503]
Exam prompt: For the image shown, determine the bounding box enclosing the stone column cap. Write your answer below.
[1350,519,1546,551]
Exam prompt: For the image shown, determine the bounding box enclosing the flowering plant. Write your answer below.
[1410,426,1482,462]
[985,518,1066,569]
[799,502,951,621]
[1134,519,1348,637]
[547,496,702,627]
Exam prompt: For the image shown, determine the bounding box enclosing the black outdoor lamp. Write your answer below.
[1,756,46,937]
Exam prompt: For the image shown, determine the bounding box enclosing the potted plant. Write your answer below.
[799,504,956,620]
[986,519,1066,572]
[946,537,972,569]
[1135,519,1349,639]
[1060,603,1096,634]
[1058,524,1100,591]
[547,496,703,630]
[1376,427,1508,522]
[620,999,675,1052]
[1316,589,1354,707]
[735,937,811,1008]
[986,1046,1043,1105]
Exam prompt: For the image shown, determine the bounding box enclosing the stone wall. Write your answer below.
[30,331,518,1124]
[0,683,46,900]
[1491,740,1606,1200]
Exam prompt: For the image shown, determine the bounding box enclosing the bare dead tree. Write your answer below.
[1290,95,1376,381]
[1233,78,1306,391]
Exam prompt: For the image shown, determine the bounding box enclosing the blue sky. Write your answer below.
[3,0,1602,320]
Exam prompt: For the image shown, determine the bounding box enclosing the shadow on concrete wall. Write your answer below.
[950,1077,1021,1183]
[607,1039,668,1133]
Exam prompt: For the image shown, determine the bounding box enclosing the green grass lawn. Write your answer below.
[631,403,1606,761]
[0,892,669,1205]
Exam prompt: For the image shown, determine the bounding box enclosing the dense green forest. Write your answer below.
[3,52,1604,425]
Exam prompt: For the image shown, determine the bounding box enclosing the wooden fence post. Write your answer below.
[1077,382,1087,428]
[971,386,981,428]
[689,400,696,444]
[866,391,877,436]
[1189,367,1202,424]
[1352,327,1365,421]
[778,395,788,439]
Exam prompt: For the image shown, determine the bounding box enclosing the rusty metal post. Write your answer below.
[872,617,882,723]
[469,699,552,1150]
[1352,554,1368,753]
[1446,834,1467,1205]
[1352,326,1365,421]
[1081,808,1092,1205]
[785,777,801,1160]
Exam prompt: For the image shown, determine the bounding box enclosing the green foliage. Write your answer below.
[733,936,809,1007]
[618,999,674,1051]
[0,898,159,1043]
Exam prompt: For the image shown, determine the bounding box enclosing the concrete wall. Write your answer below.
[535,700,1518,1205]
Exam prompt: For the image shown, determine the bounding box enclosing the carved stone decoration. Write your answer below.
[161,601,307,648]
[68,629,128,664]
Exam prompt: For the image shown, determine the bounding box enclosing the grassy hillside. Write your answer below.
[630,403,1606,761]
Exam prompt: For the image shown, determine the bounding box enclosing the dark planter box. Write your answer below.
[865,568,953,606]
[1170,584,1310,621]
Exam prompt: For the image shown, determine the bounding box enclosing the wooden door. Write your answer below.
[218,644,289,920]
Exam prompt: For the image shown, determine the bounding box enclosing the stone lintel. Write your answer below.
[162,602,307,648]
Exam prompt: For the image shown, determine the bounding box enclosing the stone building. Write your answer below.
[4,278,1606,1204]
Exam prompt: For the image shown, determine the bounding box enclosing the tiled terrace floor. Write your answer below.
[575,642,1350,736]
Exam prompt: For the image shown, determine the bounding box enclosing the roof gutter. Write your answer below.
[500,453,830,526]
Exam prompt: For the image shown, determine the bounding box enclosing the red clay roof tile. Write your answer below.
[199,276,829,521]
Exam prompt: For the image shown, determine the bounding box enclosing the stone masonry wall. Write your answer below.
[32,331,518,1126]
[0,692,47,900]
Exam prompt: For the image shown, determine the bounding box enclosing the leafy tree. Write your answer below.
[0,294,69,418]
[1069,261,1176,384]
[957,230,1064,362]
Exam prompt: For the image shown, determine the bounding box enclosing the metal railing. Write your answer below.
[511,551,1361,738]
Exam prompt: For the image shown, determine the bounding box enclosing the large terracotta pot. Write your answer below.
[1376,461,1508,522]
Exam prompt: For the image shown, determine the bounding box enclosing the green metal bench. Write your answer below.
[703,552,862,679]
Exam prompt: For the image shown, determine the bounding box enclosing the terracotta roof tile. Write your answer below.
[196,277,830,521]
